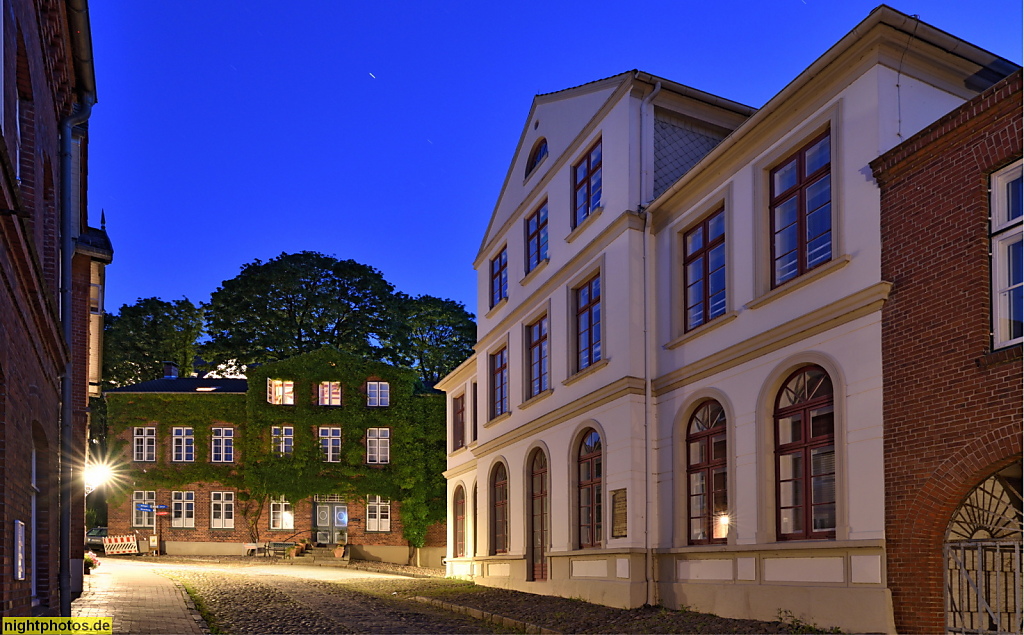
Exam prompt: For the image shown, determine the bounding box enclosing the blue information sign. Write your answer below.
[135,503,153,512]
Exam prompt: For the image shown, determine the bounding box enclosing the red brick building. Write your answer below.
[0,0,109,617]
[872,71,1022,634]
[105,351,446,567]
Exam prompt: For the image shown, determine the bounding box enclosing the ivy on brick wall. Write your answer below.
[105,347,447,547]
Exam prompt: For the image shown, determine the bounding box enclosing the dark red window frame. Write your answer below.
[578,429,603,548]
[490,348,508,419]
[529,449,548,581]
[576,274,601,372]
[491,463,508,554]
[452,394,465,450]
[454,486,466,558]
[774,365,836,541]
[526,315,549,399]
[573,139,603,228]
[525,203,549,273]
[769,130,832,287]
[686,400,728,545]
[490,247,508,308]
[526,138,548,177]
[683,208,727,331]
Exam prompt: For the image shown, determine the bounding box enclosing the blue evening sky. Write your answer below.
[88,1,1022,317]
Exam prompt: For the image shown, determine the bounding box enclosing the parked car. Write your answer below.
[85,526,107,551]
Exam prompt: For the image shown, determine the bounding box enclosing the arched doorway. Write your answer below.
[944,460,1022,634]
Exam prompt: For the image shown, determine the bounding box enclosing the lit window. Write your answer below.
[210,492,234,529]
[775,365,835,540]
[573,139,602,227]
[770,130,832,286]
[320,427,342,462]
[133,427,156,462]
[490,247,508,308]
[367,381,390,407]
[319,381,342,406]
[684,209,727,331]
[171,491,195,528]
[526,315,549,398]
[270,497,293,530]
[490,347,508,418]
[267,378,294,405]
[366,495,391,532]
[211,428,234,463]
[172,427,194,462]
[991,160,1023,349]
[366,428,390,465]
[576,275,601,371]
[526,203,549,273]
[271,426,293,455]
[132,490,155,527]
[578,430,602,548]
[686,401,728,544]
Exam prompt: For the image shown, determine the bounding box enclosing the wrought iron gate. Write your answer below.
[944,466,1023,635]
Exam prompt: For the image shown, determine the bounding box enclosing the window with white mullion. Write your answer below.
[271,426,294,455]
[367,381,390,407]
[210,492,234,529]
[172,427,194,462]
[212,428,234,462]
[992,161,1023,349]
[171,491,195,528]
[366,495,391,532]
[133,427,156,462]
[319,381,342,406]
[320,427,342,462]
[132,490,155,527]
[366,428,390,464]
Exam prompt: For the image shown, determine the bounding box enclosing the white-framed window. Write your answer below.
[270,497,294,530]
[366,495,391,532]
[212,428,234,462]
[171,491,195,528]
[132,490,155,527]
[272,426,293,455]
[367,381,390,407]
[172,427,194,462]
[991,160,1023,349]
[267,378,294,405]
[319,381,342,406]
[210,491,234,529]
[320,427,342,462]
[133,427,156,462]
[366,428,390,465]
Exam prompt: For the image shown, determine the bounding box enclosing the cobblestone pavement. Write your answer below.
[158,568,505,634]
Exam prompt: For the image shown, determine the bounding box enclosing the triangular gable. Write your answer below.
[476,72,633,261]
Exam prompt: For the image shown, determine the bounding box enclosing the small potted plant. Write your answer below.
[84,551,101,574]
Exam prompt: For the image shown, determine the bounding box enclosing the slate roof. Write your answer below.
[105,378,248,394]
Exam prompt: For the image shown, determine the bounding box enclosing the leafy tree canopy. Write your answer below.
[383,294,475,388]
[103,297,204,387]
[203,252,397,373]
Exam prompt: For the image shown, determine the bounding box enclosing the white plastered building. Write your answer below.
[436,7,1018,633]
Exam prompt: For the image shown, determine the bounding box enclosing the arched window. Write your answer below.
[578,429,603,548]
[491,463,508,554]
[525,138,548,177]
[528,450,548,580]
[453,486,466,558]
[686,400,727,544]
[774,365,835,540]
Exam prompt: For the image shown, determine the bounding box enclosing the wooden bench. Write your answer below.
[265,541,295,557]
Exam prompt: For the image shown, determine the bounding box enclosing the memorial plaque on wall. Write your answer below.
[611,488,627,538]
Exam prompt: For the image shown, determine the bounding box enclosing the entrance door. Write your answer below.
[945,462,1022,634]
[315,502,349,544]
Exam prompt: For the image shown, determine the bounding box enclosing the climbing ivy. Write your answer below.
[105,348,447,548]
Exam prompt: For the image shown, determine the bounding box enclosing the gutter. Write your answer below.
[59,0,96,617]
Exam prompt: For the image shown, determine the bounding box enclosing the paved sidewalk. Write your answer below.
[72,558,208,634]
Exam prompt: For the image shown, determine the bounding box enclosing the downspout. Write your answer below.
[639,79,660,607]
[59,95,93,617]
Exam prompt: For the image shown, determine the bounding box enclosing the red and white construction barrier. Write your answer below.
[102,534,140,555]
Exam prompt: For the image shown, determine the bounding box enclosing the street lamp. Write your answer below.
[84,461,113,495]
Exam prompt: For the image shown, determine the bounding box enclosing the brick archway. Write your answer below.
[888,422,1022,633]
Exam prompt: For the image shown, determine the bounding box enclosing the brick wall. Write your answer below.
[872,71,1023,634]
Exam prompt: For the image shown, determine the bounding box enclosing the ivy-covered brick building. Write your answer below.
[105,349,447,566]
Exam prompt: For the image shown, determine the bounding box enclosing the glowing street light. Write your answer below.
[84,462,113,495]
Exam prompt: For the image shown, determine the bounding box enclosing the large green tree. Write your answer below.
[103,297,204,387]
[203,252,397,372]
[384,294,475,387]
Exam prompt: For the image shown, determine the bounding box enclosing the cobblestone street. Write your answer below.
[157,567,504,634]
